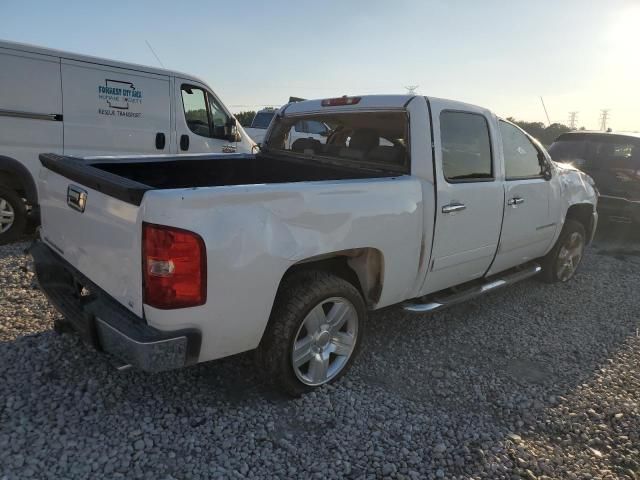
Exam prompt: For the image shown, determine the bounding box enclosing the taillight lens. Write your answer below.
[142,223,206,309]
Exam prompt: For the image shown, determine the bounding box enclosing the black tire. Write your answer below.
[256,270,367,397]
[0,186,27,245]
[540,219,586,284]
[53,318,75,335]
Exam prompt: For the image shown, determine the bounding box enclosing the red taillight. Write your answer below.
[321,96,361,107]
[142,223,206,309]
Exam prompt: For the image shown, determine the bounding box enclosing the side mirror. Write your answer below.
[542,159,553,180]
[225,118,240,142]
[537,151,553,180]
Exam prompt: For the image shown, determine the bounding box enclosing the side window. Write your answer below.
[589,140,638,168]
[499,121,544,179]
[294,120,307,133]
[181,86,210,137]
[294,120,327,135]
[306,120,327,135]
[181,85,231,139]
[440,111,493,181]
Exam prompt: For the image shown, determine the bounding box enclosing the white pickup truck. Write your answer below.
[31,95,598,396]
[244,107,330,146]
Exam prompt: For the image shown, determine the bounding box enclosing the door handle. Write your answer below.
[442,203,466,214]
[507,197,525,206]
[180,134,190,151]
[155,132,166,150]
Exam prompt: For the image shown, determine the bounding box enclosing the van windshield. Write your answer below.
[263,111,410,173]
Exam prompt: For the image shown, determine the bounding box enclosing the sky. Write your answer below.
[2,0,639,131]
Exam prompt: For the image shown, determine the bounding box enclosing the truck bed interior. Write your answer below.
[91,153,392,189]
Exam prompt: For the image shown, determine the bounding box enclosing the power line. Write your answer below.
[568,112,578,130]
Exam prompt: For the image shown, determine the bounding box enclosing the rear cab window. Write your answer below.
[264,111,410,173]
[439,111,493,182]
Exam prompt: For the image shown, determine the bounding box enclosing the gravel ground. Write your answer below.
[1,230,639,480]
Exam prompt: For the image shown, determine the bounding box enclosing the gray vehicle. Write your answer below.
[549,131,640,223]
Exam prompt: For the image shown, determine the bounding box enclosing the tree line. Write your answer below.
[505,118,574,147]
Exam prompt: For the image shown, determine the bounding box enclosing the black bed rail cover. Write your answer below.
[39,153,152,206]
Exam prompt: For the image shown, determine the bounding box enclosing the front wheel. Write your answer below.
[256,270,366,397]
[540,219,586,283]
[0,186,27,245]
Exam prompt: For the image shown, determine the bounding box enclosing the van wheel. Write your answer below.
[0,186,27,245]
[257,270,366,397]
[540,219,586,283]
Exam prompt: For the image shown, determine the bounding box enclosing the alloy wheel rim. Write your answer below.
[0,198,15,234]
[291,297,358,386]
[556,231,584,282]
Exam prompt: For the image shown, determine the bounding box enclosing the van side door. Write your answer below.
[61,60,171,156]
[175,80,237,154]
[421,101,505,294]
[487,120,558,275]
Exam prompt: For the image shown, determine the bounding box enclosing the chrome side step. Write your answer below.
[403,263,542,313]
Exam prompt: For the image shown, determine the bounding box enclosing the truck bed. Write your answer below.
[37,150,425,356]
[39,153,391,205]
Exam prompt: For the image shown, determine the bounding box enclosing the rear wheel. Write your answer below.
[0,186,27,245]
[256,270,366,397]
[540,219,586,283]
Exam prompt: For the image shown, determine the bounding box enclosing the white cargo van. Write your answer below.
[0,40,254,243]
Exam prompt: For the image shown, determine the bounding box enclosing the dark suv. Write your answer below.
[549,132,640,223]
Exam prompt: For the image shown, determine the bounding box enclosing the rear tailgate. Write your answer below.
[37,154,151,317]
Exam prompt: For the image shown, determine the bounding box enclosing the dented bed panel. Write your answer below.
[139,177,424,362]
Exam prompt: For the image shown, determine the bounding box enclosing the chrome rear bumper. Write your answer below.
[30,240,201,372]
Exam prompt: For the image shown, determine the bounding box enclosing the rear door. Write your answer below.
[421,102,504,294]
[61,60,171,156]
[488,121,557,274]
[587,136,640,201]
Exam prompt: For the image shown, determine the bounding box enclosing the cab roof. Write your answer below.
[282,94,490,116]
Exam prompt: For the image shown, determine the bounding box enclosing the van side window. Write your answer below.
[181,85,231,140]
[499,121,544,180]
[440,111,493,182]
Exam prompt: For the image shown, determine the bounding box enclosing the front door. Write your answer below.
[421,103,504,294]
[488,120,557,275]
[175,79,237,154]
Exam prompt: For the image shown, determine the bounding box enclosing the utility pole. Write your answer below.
[568,111,578,130]
[540,97,551,126]
[404,85,419,95]
[599,109,610,131]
